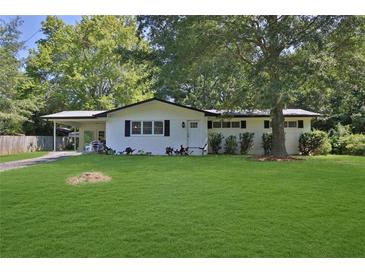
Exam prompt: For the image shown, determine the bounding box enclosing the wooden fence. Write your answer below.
[0,135,71,155]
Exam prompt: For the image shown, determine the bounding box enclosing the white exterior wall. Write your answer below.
[106,101,208,155]
[208,117,312,155]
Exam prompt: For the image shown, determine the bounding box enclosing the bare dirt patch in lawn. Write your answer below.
[250,155,302,162]
[66,171,111,185]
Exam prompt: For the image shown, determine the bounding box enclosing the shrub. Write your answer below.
[262,133,272,155]
[351,107,365,134]
[339,134,365,156]
[239,132,254,154]
[329,123,351,154]
[209,132,224,154]
[224,135,238,154]
[299,130,332,155]
[319,140,332,155]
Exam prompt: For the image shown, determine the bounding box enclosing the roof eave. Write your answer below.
[94,97,217,117]
[208,114,321,118]
[41,116,99,120]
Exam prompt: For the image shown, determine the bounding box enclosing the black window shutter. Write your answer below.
[298,120,304,128]
[164,120,170,136]
[264,120,270,129]
[208,121,212,129]
[240,120,246,128]
[125,120,130,137]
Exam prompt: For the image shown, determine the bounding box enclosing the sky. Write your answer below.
[0,15,81,59]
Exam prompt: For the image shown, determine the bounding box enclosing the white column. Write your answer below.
[73,127,76,151]
[53,120,56,151]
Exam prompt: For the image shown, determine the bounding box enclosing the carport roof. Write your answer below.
[41,110,106,119]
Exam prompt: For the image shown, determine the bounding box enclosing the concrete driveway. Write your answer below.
[0,151,81,172]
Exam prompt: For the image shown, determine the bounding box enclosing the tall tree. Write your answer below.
[27,16,156,112]
[0,17,39,135]
[138,16,258,111]
[290,16,365,133]
[139,16,363,157]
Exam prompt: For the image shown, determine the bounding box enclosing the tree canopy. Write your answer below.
[1,15,364,150]
[0,17,39,135]
[27,16,156,112]
[138,15,365,155]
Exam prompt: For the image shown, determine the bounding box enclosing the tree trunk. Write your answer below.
[271,104,288,157]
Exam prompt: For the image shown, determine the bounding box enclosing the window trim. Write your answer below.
[212,121,222,128]
[222,121,231,128]
[284,121,298,128]
[211,120,246,129]
[131,121,142,135]
[142,121,153,135]
[189,121,198,128]
[131,120,164,136]
[288,121,297,128]
[231,121,240,128]
[154,120,164,135]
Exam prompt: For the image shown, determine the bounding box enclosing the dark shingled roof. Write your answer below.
[42,98,321,119]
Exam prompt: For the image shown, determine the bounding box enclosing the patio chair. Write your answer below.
[91,140,103,152]
[188,143,208,155]
[84,143,93,152]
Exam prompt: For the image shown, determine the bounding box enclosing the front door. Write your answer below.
[187,120,201,147]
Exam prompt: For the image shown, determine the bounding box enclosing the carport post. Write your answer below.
[73,127,76,151]
[53,120,56,151]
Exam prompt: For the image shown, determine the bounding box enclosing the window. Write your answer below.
[222,121,231,128]
[232,121,240,128]
[132,121,141,135]
[98,131,105,141]
[298,120,304,128]
[207,121,212,129]
[143,121,152,134]
[131,121,163,135]
[154,121,164,135]
[284,121,297,128]
[264,120,270,128]
[190,122,198,128]
[213,121,221,128]
[288,121,297,128]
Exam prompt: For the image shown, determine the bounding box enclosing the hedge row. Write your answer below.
[208,126,364,156]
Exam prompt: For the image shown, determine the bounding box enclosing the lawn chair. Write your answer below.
[91,140,104,152]
[188,143,208,155]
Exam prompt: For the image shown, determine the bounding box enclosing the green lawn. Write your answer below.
[0,154,364,257]
[0,151,48,163]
